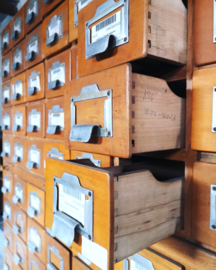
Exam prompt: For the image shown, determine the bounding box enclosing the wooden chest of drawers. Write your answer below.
[11,72,26,105]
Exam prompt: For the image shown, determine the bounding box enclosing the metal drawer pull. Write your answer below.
[12,155,19,163]
[12,195,20,204]
[4,238,9,248]
[26,161,36,170]
[27,86,37,96]
[1,70,8,77]
[2,97,8,104]
[1,125,9,130]
[12,93,20,100]
[43,0,51,4]
[27,125,37,132]
[11,62,20,70]
[25,12,35,24]
[27,206,37,218]
[1,41,8,50]
[1,186,7,194]
[13,253,21,265]
[13,224,21,235]
[27,241,37,254]
[25,51,35,61]
[76,153,101,167]
[48,80,61,90]
[12,124,20,132]
[47,125,60,134]
[10,30,19,40]
[47,33,58,46]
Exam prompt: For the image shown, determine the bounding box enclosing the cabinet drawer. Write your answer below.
[13,203,28,243]
[72,255,92,270]
[1,21,12,55]
[41,0,64,18]
[4,221,14,254]
[45,48,71,99]
[11,72,26,105]
[27,183,45,227]
[44,141,70,163]
[2,80,12,108]
[2,134,13,163]
[3,197,13,227]
[27,101,45,138]
[12,136,27,169]
[3,247,13,270]
[10,7,25,47]
[27,217,46,264]
[77,0,187,77]
[12,105,26,136]
[13,234,28,270]
[25,23,44,70]
[42,0,69,57]
[11,39,26,77]
[28,252,46,270]
[26,139,44,177]
[1,53,12,82]
[12,175,27,212]
[64,64,185,158]
[26,62,45,102]
[45,233,71,270]
[1,170,14,200]
[24,0,43,35]
[45,158,184,268]
[2,108,12,134]
[45,96,64,139]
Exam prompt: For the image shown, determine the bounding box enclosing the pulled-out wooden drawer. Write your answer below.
[72,254,92,270]
[77,0,187,77]
[13,202,28,243]
[41,0,64,18]
[28,252,46,270]
[1,170,14,200]
[2,80,12,108]
[4,221,14,254]
[45,48,71,99]
[1,21,12,55]
[64,64,185,158]
[25,23,44,70]
[13,234,28,270]
[12,136,27,170]
[11,39,26,77]
[3,247,13,270]
[10,7,25,47]
[1,53,12,82]
[24,0,43,35]
[26,139,44,177]
[1,134,13,163]
[27,100,45,138]
[44,141,70,165]
[27,217,46,264]
[12,105,26,136]
[11,72,26,105]
[2,108,12,134]
[45,233,71,270]
[12,175,27,212]
[45,158,184,268]
[26,62,45,102]
[3,197,13,227]
[42,0,69,57]
[45,96,64,139]
[27,183,45,227]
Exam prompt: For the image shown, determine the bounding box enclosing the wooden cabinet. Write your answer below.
[2,134,13,163]
[1,170,14,200]
[3,247,13,270]
[42,0,69,57]
[64,64,185,158]
[2,79,12,108]
[1,53,12,82]
[25,23,44,70]
[28,252,46,270]
[10,7,25,47]
[1,21,12,55]
[11,38,26,77]
[12,203,28,243]
[45,158,184,268]
[12,136,27,170]
[45,48,71,99]
[45,96,64,139]
[27,100,45,138]
[24,0,43,35]
[77,0,187,77]
[11,72,26,105]
[12,175,27,212]
[4,221,14,254]
[13,234,28,270]
[2,108,12,134]
[44,141,70,164]
[41,0,64,18]
[3,197,13,227]
[12,105,26,137]
[26,62,45,102]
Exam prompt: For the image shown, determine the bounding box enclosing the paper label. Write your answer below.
[13,81,23,96]
[15,114,23,128]
[3,32,9,45]
[50,112,64,129]
[30,149,40,165]
[58,184,85,225]
[4,178,11,192]
[82,236,108,270]
[14,19,21,33]
[3,115,10,127]
[91,11,121,44]
[48,19,61,37]
[15,186,23,200]
[29,112,41,129]
[14,51,22,64]
[5,204,11,218]
[29,75,40,91]
[15,145,23,159]
[28,39,38,54]
[78,0,93,11]
[28,1,37,15]
[30,194,40,212]
[3,88,10,100]
[50,153,64,160]
[4,142,10,155]
[30,227,41,248]
[3,60,9,73]
[50,66,65,84]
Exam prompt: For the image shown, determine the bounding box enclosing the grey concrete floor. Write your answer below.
[0,220,3,270]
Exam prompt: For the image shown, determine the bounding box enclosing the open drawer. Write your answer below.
[45,157,184,269]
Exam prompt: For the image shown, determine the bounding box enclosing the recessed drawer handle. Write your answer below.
[25,51,35,61]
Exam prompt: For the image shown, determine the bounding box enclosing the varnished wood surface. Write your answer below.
[2,79,12,108]
[28,251,46,270]
[3,170,14,201]
[3,197,14,228]
[11,38,26,77]
[4,221,14,254]
[13,234,28,270]
[12,105,26,137]
[24,0,43,35]
[69,0,78,43]
[72,256,92,270]
[11,72,26,105]
[3,247,13,270]
[10,7,25,47]
[13,202,27,243]
[41,0,64,18]
[44,141,70,164]
[12,136,27,170]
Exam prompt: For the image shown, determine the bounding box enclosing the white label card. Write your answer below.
[58,184,85,225]
[28,39,38,54]
[30,227,41,248]
[14,19,21,33]
[3,32,9,44]
[12,82,23,95]
[30,194,40,212]
[3,88,10,100]
[4,143,10,155]
[28,1,37,15]
[15,186,23,200]
[15,145,23,159]
[50,112,64,129]
[30,149,40,164]
[3,60,9,73]
[4,178,11,192]
[3,115,10,127]
[5,204,11,218]
[50,66,65,84]
[91,10,121,44]
[50,153,64,160]
[29,112,41,129]
[30,75,40,91]
[48,19,61,37]
[15,114,23,128]
[78,0,93,11]
[14,51,22,64]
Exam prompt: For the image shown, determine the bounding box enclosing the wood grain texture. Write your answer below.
[140,149,186,162]
[3,170,14,200]
[13,234,28,270]
[11,72,26,105]
[69,0,78,42]
[2,134,13,164]
[10,7,25,47]
[2,52,12,83]
[2,108,12,134]
[24,0,43,35]
[13,202,28,243]
[72,256,92,270]
[12,136,27,170]
[2,79,12,108]
[44,141,70,164]
[41,0,64,18]
[13,175,27,212]
[3,196,14,227]
[3,247,13,270]
[42,0,69,58]
[12,105,27,136]
[1,21,12,56]
[4,221,14,254]
[28,251,46,270]
[11,38,26,77]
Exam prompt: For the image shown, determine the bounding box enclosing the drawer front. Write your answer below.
[27,101,45,138]
[25,23,43,70]
[2,80,12,108]
[41,0,64,17]
[1,22,12,55]
[27,217,46,264]
[45,233,71,270]
[27,183,45,227]
[4,221,14,253]
[42,0,69,57]
[45,48,71,99]
[72,255,92,270]
[2,170,14,200]
[3,247,14,270]
[2,108,12,134]
[12,105,26,136]
[24,0,43,35]
[13,234,28,270]
[26,139,44,177]
[11,72,26,105]
[10,7,25,47]
[45,96,64,139]
[44,141,70,164]
[26,62,45,102]
[3,197,13,227]
[13,175,27,212]
[2,134,13,163]
[11,39,26,77]
[13,202,27,243]
[12,136,27,170]
[2,53,12,82]
[28,252,46,270]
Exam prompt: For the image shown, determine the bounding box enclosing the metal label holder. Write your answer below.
[13,241,24,265]
[85,0,129,59]
[12,110,23,131]
[47,148,64,160]
[210,185,216,230]
[1,30,9,50]
[47,105,64,134]
[4,227,11,248]
[12,142,23,163]
[25,35,39,61]
[12,48,22,70]
[1,176,11,194]
[2,85,10,104]
[27,71,40,95]
[13,212,24,235]
[27,191,41,218]
[2,113,10,130]
[46,15,63,46]
[12,79,22,100]
[25,0,38,24]
[12,183,23,204]
[3,202,11,221]
[1,140,11,158]
[10,17,21,40]
[48,61,65,90]
[1,58,9,77]
[26,145,40,169]
[76,153,101,167]
[70,84,113,142]
[3,254,11,270]
[74,0,93,27]
[47,245,64,270]
[123,254,156,270]
[27,109,41,132]
[27,226,41,254]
